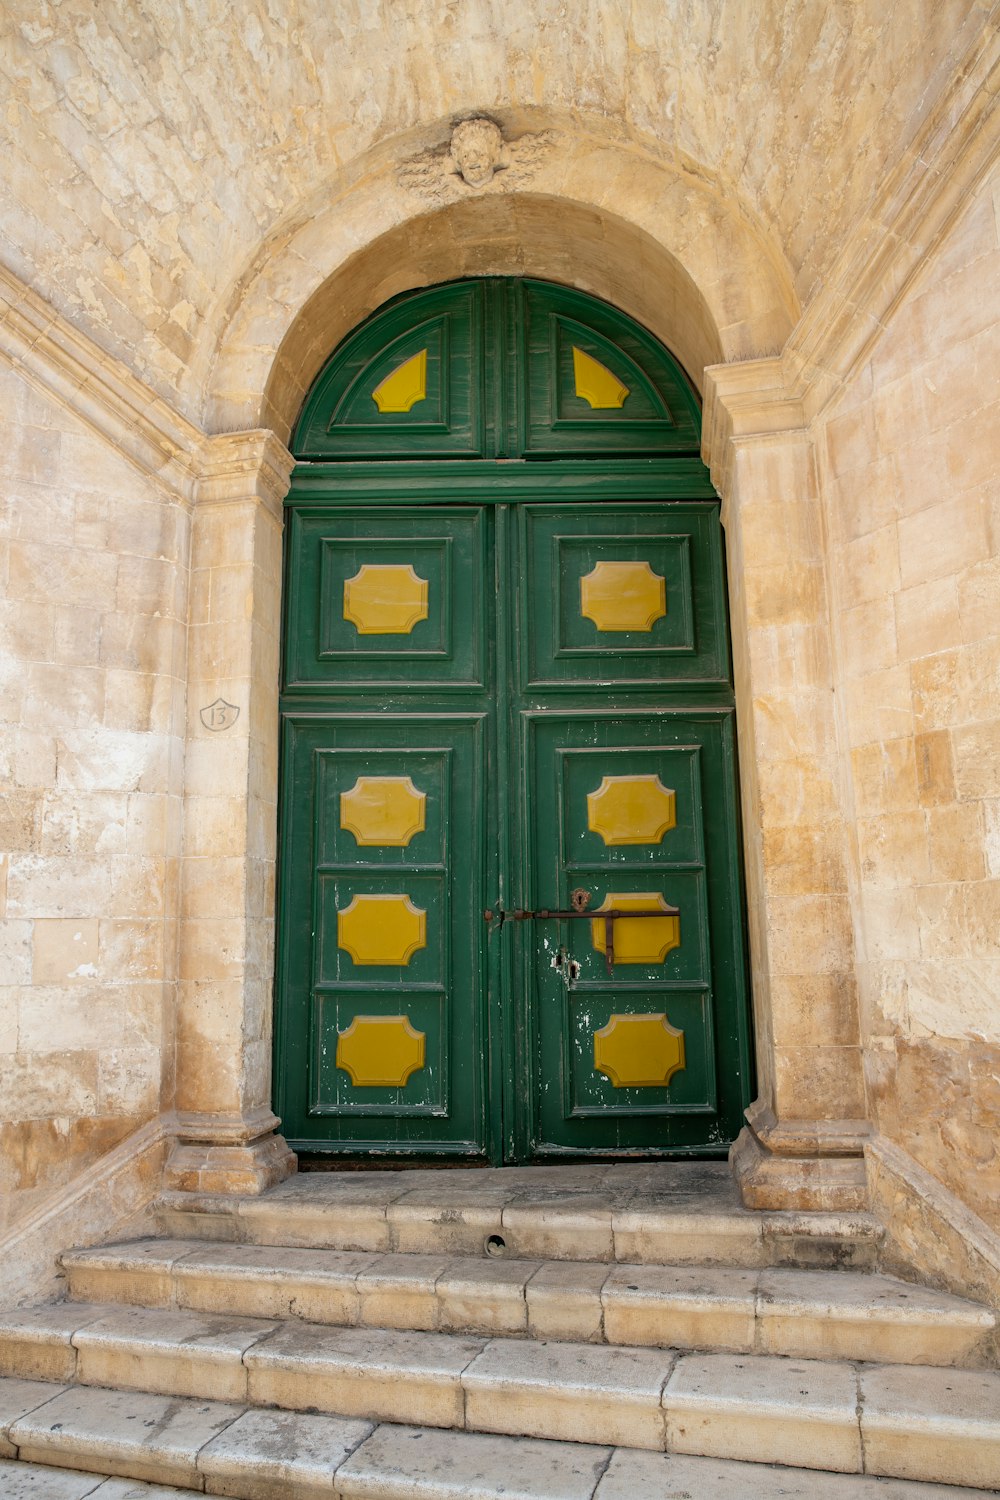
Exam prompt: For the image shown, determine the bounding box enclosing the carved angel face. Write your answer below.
[450,119,503,187]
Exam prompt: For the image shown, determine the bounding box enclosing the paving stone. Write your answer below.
[240,1198,393,1252]
[334,1423,612,1499]
[525,1260,609,1343]
[602,1263,758,1352]
[61,1241,197,1310]
[756,1267,996,1366]
[355,1255,452,1331]
[0,1380,71,1458]
[0,1459,191,1497]
[386,1193,506,1255]
[435,1256,543,1335]
[174,1242,380,1324]
[9,1385,246,1489]
[245,1321,485,1428]
[0,1306,110,1383]
[89,1481,192,1498]
[860,1362,1000,1489]
[463,1337,672,1449]
[500,1202,615,1262]
[72,1306,276,1401]
[592,1449,979,1498]
[611,1207,765,1267]
[198,1406,373,1498]
[664,1351,862,1473]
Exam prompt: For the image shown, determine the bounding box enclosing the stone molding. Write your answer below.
[0,1115,174,1307]
[196,429,295,520]
[786,14,1000,421]
[745,1100,872,1160]
[703,16,1000,481]
[173,1105,284,1147]
[0,262,206,503]
[867,1136,1000,1309]
[731,1125,869,1214]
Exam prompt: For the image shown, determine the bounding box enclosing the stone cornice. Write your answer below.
[704,17,999,486]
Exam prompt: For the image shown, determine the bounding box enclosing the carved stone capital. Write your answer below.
[196,430,295,520]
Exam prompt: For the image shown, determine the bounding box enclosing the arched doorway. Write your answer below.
[274,277,752,1162]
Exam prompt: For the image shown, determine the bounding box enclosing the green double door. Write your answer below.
[277,487,752,1161]
[275,279,752,1161]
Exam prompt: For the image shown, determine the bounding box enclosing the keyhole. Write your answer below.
[551,947,580,988]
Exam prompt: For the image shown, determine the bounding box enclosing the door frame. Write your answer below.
[275,459,754,1161]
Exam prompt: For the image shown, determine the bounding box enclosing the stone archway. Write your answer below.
[171,127,868,1210]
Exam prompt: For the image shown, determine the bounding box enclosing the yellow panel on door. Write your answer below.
[572,347,630,409]
[341,776,427,847]
[372,349,428,413]
[591,892,680,964]
[580,560,666,632]
[337,894,427,965]
[594,1013,685,1087]
[587,774,677,846]
[336,1015,427,1087]
[343,564,429,635]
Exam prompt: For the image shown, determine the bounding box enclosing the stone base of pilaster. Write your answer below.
[164,1108,297,1195]
[730,1101,870,1213]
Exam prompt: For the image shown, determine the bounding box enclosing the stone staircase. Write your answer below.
[0,1164,997,1498]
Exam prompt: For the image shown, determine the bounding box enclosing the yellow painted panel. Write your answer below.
[372,349,428,413]
[591,892,680,964]
[580,560,666,632]
[587,774,677,846]
[572,346,630,409]
[337,894,427,966]
[341,776,427,847]
[343,563,429,635]
[336,1015,426,1087]
[594,1013,686,1087]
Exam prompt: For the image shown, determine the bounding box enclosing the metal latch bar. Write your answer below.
[492,892,679,974]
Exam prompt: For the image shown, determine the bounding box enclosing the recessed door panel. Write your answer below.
[284,507,486,691]
[277,713,487,1151]
[520,710,747,1153]
[518,504,729,686]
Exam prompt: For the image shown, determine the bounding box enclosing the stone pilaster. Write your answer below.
[169,431,297,1193]
[704,363,870,1212]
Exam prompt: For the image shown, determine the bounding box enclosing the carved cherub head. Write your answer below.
[449,118,505,187]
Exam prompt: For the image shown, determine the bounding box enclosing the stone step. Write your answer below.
[60,1238,998,1369]
[155,1163,884,1270]
[0,1439,988,1500]
[0,1371,996,1496]
[0,1306,999,1486]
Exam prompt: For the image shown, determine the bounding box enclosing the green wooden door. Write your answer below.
[276,280,752,1161]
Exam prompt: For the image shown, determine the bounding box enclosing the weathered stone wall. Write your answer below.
[0,369,186,1231]
[0,2,988,423]
[819,161,1000,1230]
[0,1,996,1262]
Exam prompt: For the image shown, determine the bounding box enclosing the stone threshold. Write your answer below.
[157,1160,884,1269]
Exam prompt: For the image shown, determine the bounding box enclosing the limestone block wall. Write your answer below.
[0,2,986,427]
[819,162,1000,1231]
[0,368,186,1232]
